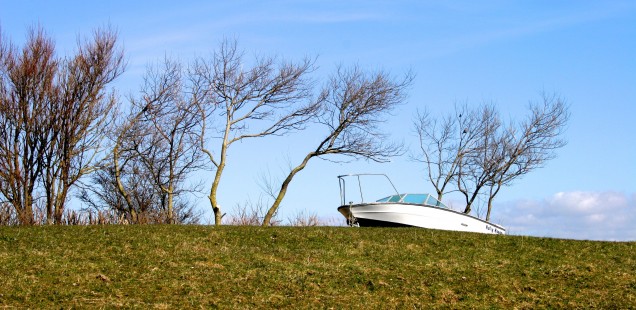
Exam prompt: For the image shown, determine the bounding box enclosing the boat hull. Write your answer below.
[338,203,506,234]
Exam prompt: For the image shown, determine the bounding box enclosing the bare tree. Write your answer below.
[0,27,58,225]
[413,94,569,220]
[412,104,487,204]
[456,104,501,215]
[132,58,204,223]
[261,65,414,226]
[79,159,154,223]
[82,58,204,224]
[0,26,123,225]
[79,161,201,224]
[42,27,124,224]
[191,39,319,226]
[106,108,146,223]
[482,94,569,220]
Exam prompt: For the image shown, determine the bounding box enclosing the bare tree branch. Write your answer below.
[42,26,125,224]
[261,65,413,226]
[132,57,205,223]
[0,26,57,224]
[483,93,569,220]
[413,94,569,220]
[192,38,318,226]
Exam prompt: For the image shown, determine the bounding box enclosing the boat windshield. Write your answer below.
[376,194,447,208]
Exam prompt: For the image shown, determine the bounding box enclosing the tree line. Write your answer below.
[0,26,568,226]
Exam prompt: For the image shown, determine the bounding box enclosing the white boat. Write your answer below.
[337,174,506,234]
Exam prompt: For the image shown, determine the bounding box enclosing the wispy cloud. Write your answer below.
[420,2,636,59]
[261,11,383,24]
[498,191,636,241]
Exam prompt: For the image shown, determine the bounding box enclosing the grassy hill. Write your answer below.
[0,225,634,308]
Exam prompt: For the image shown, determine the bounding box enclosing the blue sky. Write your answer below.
[1,1,634,240]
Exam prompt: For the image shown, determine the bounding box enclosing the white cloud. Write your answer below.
[497,191,636,241]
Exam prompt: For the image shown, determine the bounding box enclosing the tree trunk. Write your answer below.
[54,185,69,224]
[45,190,55,225]
[15,194,35,225]
[436,190,444,205]
[17,205,34,226]
[262,153,314,227]
[486,197,494,222]
[462,183,483,215]
[209,119,231,226]
[209,164,224,226]
[167,186,174,224]
[486,182,502,222]
[113,144,138,223]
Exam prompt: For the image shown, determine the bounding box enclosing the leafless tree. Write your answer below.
[455,104,504,215]
[82,58,204,224]
[127,58,204,223]
[42,27,124,224]
[0,26,123,225]
[413,94,569,220]
[103,96,156,224]
[0,27,57,225]
[191,39,319,226]
[80,156,154,223]
[481,94,569,220]
[412,104,488,204]
[261,65,414,226]
[79,161,201,224]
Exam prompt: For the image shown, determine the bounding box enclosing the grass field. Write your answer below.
[0,225,634,309]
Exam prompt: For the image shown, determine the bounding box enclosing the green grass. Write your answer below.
[0,226,634,309]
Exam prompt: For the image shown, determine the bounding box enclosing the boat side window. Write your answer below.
[402,194,428,204]
[376,195,402,202]
[424,195,447,208]
[376,194,448,207]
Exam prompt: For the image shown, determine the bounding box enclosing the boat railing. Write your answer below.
[337,174,448,209]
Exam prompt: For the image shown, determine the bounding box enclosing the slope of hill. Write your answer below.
[0,225,634,308]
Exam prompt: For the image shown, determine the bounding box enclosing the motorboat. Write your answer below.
[337,174,506,234]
